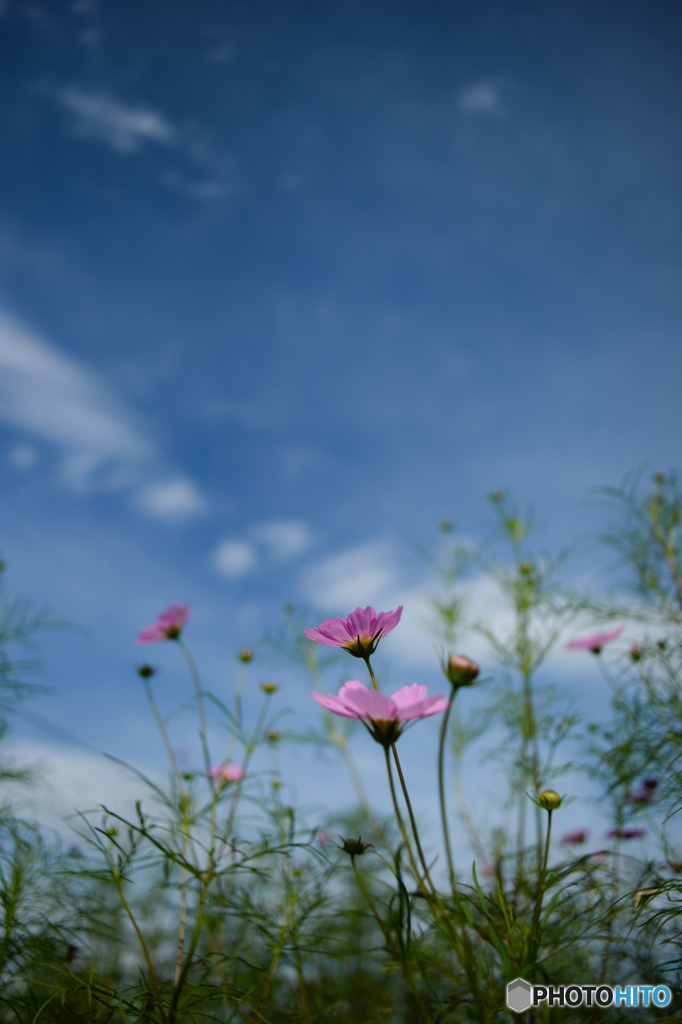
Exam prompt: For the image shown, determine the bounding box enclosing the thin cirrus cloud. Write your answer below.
[0,310,207,522]
[458,80,503,115]
[57,86,237,200]
[59,86,176,153]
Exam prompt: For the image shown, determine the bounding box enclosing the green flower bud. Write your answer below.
[538,790,562,811]
[137,664,156,678]
[444,655,480,687]
[238,648,253,663]
[261,682,277,694]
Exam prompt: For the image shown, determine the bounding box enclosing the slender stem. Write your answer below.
[363,656,380,691]
[365,656,433,886]
[143,679,183,792]
[227,662,248,763]
[531,808,552,947]
[392,742,435,892]
[438,683,457,888]
[177,640,212,779]
[384,747,428,896]
[174,833,189,988]
[352,859,434,1024]
[115,878,167,1023]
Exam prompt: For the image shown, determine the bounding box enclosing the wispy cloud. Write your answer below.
[253,520,313,561]
[59,86,175,152]
[0,310,207,521]
[212,539,257,579]
[56,86,237,200]
[458,80,503,116]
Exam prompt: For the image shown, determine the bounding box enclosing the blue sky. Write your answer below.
[0,0,681,849]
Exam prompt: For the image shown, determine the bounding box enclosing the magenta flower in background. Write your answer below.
[607,827,646,840]
[305,605,403,658]
[561,828,590,845]
[137,604,192,644]
[565,626,624,655]
[312,679,449,746]
[207,763,245,784]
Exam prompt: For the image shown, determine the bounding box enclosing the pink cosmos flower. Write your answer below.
[565,626,623,655]
[607,827,645,840]
[137,604,191,644]
[312,679,449,746]
[305,605,403,658]
[207,763,245,784]
[561,828,590,845]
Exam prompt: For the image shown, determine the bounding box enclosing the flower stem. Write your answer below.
[177,639,212,780]
[531,808,553,950]
[438,683,457,889]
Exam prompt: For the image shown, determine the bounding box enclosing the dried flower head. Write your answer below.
[340,836,373,857]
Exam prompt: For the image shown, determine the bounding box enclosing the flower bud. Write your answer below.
[261,682,277,694]
[238,648,253,663]
[340,836,373,857]
[444,655,480,687]
[630,644,643,662]
[266,729,280,743]
[538,789,562,811]
[137,664,156,678]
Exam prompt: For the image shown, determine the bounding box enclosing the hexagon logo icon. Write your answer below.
[507,978,532,1013]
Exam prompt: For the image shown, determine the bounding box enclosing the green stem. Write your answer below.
[143,678,183,793]
[177,640,212,780]
[531,809,552,950]
[438,683,458,889]
[352,859,433,1024]
[115,877,167,1023]
[384,747,428,895]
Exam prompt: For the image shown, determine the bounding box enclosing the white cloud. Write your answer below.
[0,310,207,519]
[458,81,501,115]
[7,738,158,837]
[59,86,175,152]
[253,519,312,561]
[135,477,207,522]
[301,540,401,611]
[213,539,257,579]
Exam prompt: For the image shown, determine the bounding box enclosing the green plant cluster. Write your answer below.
[0,472,681,1022]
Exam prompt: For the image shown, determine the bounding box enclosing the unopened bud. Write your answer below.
[340,836,373,857]
[538,790,562,811]
[653,472,665,485]
[261,682,277,694]
[266,729,280,743]
[137,664,156,678]
[630,644,643,662]
[440,519,454,533]
[238,648,253,663]
[444,655,480,687]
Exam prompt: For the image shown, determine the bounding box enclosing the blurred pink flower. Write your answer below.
[207,763,244,784]
[313,679,449,746]
[137,604,191,644]
[565,626,623,654]
[313,830,334,846]
[607,827,645,840]
[305,605,403,658]
[626,778,658,805]
[561,828,589,845]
